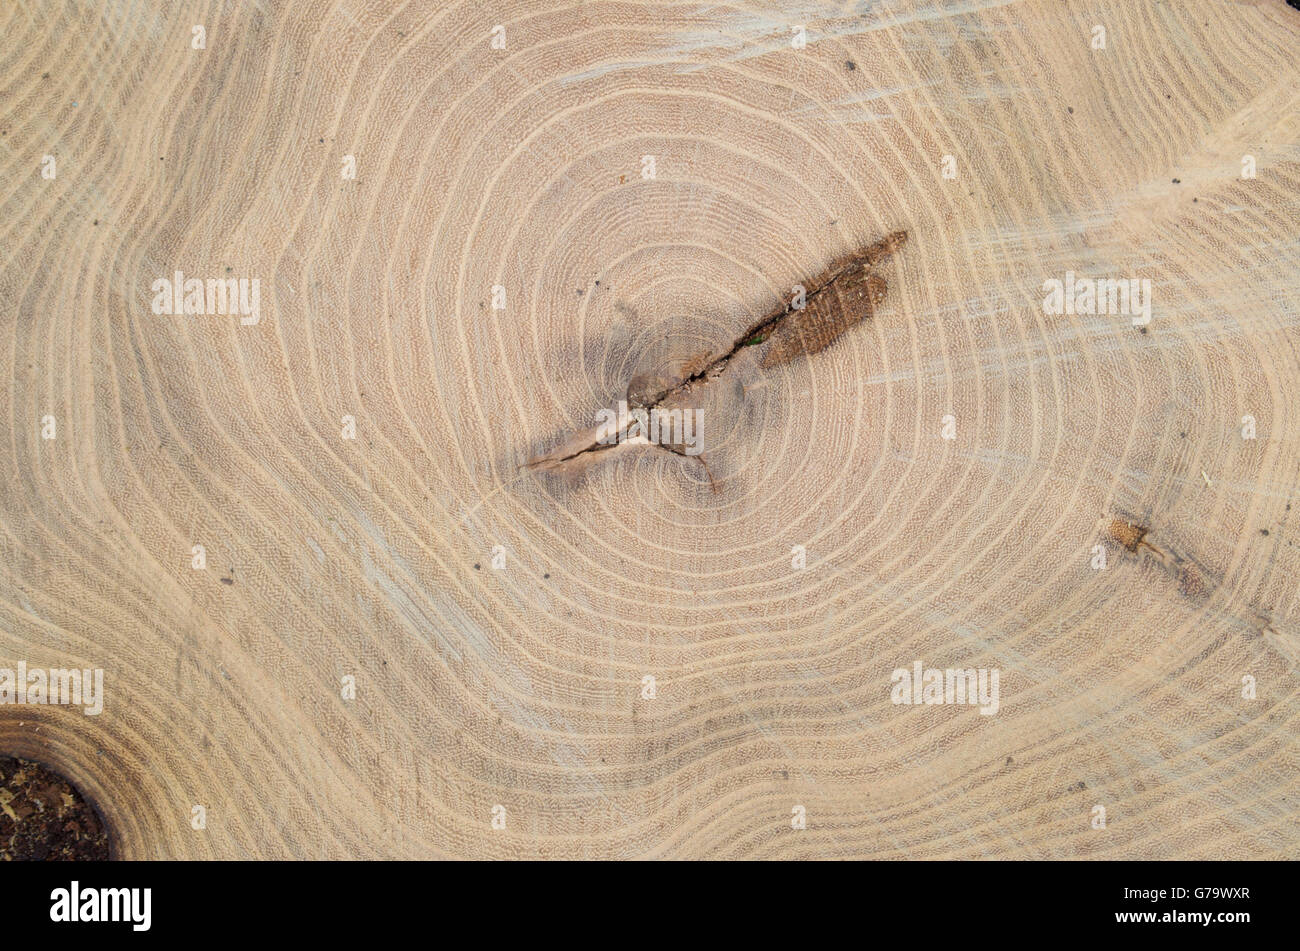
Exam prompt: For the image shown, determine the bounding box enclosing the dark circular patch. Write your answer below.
[0,755,110,860]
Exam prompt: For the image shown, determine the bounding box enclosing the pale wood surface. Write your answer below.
[1,0,1298,859]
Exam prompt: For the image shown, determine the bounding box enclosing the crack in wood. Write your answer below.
[526,229,908,482]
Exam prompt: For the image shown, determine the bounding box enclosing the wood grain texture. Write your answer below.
[1,0,1299,860]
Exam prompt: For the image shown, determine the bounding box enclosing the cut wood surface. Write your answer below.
[1,0,1299,859]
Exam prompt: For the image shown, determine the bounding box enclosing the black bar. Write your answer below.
[0,860,1285,939]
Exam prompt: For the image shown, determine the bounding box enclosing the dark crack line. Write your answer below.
[526,230,907,477]
[632,247,888,411]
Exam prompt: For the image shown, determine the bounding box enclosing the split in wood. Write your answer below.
[526,229,908,483]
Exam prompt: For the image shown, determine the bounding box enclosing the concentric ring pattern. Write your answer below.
[1,0,1299,858]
